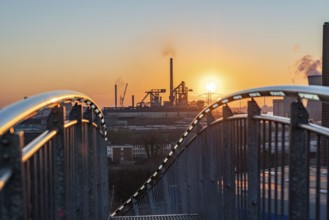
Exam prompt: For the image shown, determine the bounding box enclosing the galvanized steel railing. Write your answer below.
[111,85,329,220]
[0,90,109,220]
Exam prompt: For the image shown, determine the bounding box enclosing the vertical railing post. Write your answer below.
[215,122,224,219]
[94,116,110,220]
[70,104,83,220]
[247,100,261,220]
[176,149,188,213]
[196,126,205,215]
[101,139,110,220]
[289,101,309,220]
[94,116,103,217]
[147,184,156,214]
[47,105,66,220]
[222,105,236,220]
[203,113,219,219]
[161,169,172,214]
[0,129,24,220]
[132,198,140,215]
[85,107,97,219]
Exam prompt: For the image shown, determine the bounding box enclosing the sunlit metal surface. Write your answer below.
[64,120,78,128]
[0,90,103,135]
[22,130,57,162]
[0,168,12,191]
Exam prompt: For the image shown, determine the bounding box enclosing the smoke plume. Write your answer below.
[292,44,300,53]
[295,55,322,77]
[162,45,176,57]
[115,78,125,87]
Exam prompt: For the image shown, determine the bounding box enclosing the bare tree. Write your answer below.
[142,134,164,158]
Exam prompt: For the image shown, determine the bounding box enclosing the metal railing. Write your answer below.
[0,90,109,220]
[111,85,329,220]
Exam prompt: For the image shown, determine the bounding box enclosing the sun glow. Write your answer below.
[206,82,216,92]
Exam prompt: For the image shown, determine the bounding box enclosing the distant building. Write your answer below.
[108,144,172,162]
[104,107,202,163]
[307,75,322,122]
[273,97,294,117]
[108,145,133,163]
[273,99,284,117]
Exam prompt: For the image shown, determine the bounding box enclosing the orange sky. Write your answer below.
[1,1,328,108]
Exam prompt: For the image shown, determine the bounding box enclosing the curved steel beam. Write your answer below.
[111,84,329,216]
[0,90,106,136]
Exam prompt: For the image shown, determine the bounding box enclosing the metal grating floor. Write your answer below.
[109,214,202,220]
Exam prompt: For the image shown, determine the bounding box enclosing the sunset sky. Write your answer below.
[1,1,329,108]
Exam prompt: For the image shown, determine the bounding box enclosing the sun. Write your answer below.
[206,81,216,93]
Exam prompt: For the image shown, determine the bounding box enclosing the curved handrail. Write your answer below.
[111,84,329,216]
[0,168,12,191]
[0,90,107,136]
[22,130,58,162]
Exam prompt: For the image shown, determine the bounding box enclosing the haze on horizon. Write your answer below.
[1,1,329,108]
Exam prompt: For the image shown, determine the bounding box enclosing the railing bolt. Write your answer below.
[1,138,10,146]
[76,208,80,212]
[252,200,257,206]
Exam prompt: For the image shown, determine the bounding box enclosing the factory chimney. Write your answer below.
[321,22,329,164]
[115,84,118,108]
[169,58,175,106]
[132,95,135,108]
[322,22,329,126]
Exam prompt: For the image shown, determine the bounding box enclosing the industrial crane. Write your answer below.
[137,89,166,108]
[120,83,128,107]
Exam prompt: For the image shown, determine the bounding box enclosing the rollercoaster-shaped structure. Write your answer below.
[1,85,329,219]
[110,85,329,220]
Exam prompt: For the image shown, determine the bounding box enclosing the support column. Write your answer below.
[0,129,24,220]
[222,105,235,220]
[247,100,261,220]
[289,101,309,220]
[70,104,83,220]
[85,107,98,219]
[322,22,329,164]
[47,106,66,220]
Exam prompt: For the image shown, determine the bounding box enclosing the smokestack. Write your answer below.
[308,75,322,86]
[321,22,329,164]
[115,84,118,108]
[169,58,175,105]
[322,22,329,126]
[132,95,135,108]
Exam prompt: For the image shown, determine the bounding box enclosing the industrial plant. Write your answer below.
[109,58,203,111]
[103,58,205,163]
